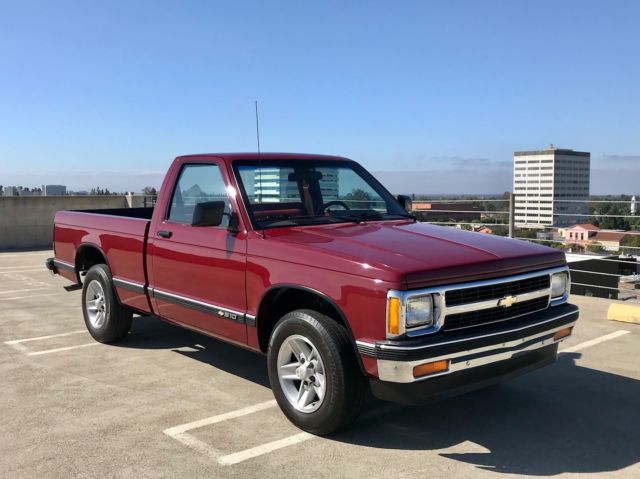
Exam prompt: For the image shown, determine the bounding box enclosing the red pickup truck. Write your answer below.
[47,153,578,434]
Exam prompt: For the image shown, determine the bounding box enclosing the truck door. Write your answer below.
[148,161,247,343]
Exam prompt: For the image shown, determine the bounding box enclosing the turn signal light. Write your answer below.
[413,360,449,378]
[387,297,400,335]
[553,327,572,341]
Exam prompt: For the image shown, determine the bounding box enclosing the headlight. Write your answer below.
[551,272,569,298]
[406,294,434,328]
[387,292,437,337]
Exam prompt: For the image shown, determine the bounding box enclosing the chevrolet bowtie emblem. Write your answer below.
[498,295,518,308]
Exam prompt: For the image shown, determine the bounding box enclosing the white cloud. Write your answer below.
[373,169,512,195]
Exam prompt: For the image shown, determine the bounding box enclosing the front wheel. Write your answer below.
[81,264,132,343]
[267,309,366,435]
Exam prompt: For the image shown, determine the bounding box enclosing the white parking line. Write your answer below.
[0,268,46,274]
[218,432,313,466]
[560,330,631,353]
[4,329,98,356]
[164,397,400,467]
[27,342,100,356]
[0,287,50,295]
[0,265,47,270]
[0,252,51,258]
[164,400,278,436]
[0,292,61,301]
[5,330,87,344]
[167,431,221,460]
[217,403,400,466]
[164,400,278,461]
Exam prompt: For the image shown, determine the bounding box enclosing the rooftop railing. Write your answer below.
[410,195,640,301]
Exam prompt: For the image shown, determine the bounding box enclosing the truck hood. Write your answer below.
[260,221,566,288]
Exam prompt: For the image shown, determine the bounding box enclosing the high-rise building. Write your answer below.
[253,168,339,203]
[513,146,590,227]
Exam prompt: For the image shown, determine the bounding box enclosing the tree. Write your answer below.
[344,188,372,209]
[514,228,541,239]
[621,235,640,247]
[589,200,630,230]
[344,188,371,201]
[621,234,640,253]
[142,186,158,196]
[567,243,585,253]
[491,225,509,237]
[587,242,605,254]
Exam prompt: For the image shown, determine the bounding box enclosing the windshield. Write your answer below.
[233,159,409,228]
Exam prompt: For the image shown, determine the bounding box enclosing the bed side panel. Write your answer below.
[54,210,151,312]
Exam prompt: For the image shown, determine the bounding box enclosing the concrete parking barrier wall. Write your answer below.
[0,196,149,250]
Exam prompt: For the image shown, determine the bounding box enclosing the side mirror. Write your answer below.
[397,194,412,212]
[191,201,225,227]
[227,211,240,236]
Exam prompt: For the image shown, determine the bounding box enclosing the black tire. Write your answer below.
[81,264,132,343]
[267,309,367,435]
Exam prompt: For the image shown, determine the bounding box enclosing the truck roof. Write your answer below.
[175,152,352,162]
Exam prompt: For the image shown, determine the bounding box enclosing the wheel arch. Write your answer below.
[74,243,111,284]
[256,284,365,374]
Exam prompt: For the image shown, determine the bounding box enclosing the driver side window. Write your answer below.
[168,164,230,227]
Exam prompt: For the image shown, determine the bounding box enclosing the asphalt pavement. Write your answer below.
[1,250,639,478]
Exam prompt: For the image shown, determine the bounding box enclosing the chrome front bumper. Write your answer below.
[358,303,579,384]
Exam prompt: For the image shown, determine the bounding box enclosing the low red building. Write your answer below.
[563,224,630,252]
[563,224,599,243]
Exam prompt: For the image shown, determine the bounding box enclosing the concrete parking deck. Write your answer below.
[1,251,639,478]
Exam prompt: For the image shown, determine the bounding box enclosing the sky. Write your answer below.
[0,0,639,194]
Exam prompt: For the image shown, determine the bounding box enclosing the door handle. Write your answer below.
[157,230,172,238]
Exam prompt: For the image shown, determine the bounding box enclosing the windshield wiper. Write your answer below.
[383,212,418,222]
[327,211,384,224]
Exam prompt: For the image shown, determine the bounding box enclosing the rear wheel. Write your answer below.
[81,264,132,343]
[267,309,366,435]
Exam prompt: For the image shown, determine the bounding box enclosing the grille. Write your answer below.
[443,296,550,331]
[445,274,550,307]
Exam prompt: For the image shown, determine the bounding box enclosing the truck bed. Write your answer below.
[52,208,153,314]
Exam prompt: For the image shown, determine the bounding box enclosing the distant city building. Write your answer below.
[632,195,637,215]
[3,186,44,196]
[43,185,67,196]
[513,146,590,227]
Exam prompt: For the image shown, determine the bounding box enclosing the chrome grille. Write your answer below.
[443,296,550,331]
[445,275,550,307]
[440,273,552,332]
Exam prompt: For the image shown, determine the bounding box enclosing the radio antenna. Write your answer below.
[255,100,261,153]
[255,100,266,238]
